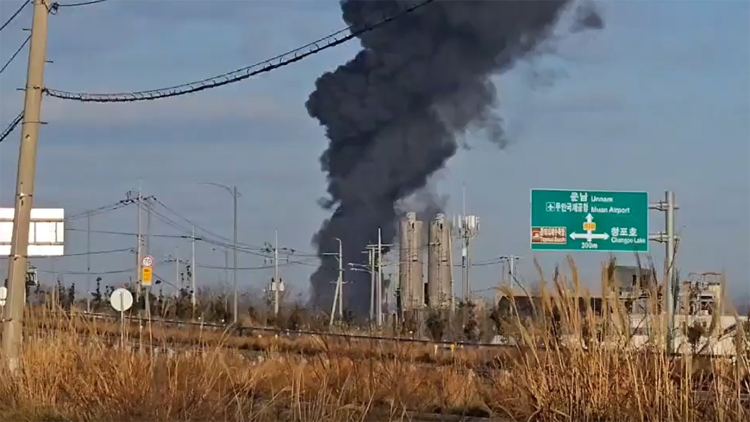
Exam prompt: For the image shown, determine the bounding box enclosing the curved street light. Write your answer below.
[198,181,241,323]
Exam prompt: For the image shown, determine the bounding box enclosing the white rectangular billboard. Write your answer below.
[0,208,65,256]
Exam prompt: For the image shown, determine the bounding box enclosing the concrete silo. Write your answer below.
[398,212,424,312]
[427,213,452,309]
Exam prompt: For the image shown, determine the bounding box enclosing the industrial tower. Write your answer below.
[427,213,453,309]
[398,212,425,313]
[453,214,480,302]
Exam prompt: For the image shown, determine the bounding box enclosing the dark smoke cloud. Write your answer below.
[572,1,605,32]
[306,0,603,317]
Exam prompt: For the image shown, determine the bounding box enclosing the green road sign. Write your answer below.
[530,189,649,252]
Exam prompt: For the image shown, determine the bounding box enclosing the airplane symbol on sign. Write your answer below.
[545,202,556,212]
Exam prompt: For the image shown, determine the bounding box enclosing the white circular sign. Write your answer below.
[109,288,133,312]
[0,286,7,307]
[141,255,154,268]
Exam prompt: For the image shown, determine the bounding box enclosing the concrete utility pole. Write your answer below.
[135,185,143,301]
[329,278,340,326]
[191,225,197,314]
[198,182,240,323]
[174,247,180,290]
[496,255,521,305]
[223,248,229,303]
[2,0,50,369]
[368,248,375,320]
[232,186,238,323]
[146,196,151,256]
[499,255,521,286]
[363,236,391,327]
[326,238,344,326]
[338,239,343,318]
[648,191,679,354]
[273,229,280,316]
[327,238,344,326]
[86,211,92,313]
[377,228,383,326]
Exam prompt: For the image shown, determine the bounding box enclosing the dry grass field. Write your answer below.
[2,263,749,421]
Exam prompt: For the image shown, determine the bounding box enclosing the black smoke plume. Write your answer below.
[306,0,602,317]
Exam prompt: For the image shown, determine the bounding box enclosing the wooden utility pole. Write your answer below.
[1,0,50,370]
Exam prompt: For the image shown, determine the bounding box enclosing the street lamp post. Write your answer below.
[199,182,240,324]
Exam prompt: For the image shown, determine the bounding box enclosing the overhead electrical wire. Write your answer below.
[146,205,272,258]
[0,111,24,144]
[151,199,244,246]
[146,204,325,271]
[151,198,320,257]
[0,35,31,74]
[0,1,30,33]
[149,199,276,256]
[65,199,132,221]
[50,247,134,257]
[65,227,196,239]
[36,267,135,275]
[53,0,111,7]
[196,261,300,271]
[151,198,270,252]
[43,0,436,103]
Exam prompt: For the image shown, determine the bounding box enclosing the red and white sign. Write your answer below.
[141,255,154,268]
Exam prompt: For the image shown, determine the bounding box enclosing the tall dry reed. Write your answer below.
[1,259,748,421]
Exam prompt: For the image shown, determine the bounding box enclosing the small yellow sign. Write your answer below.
[583,222,596,231]
[141,267,153,286]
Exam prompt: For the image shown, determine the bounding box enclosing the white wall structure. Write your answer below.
[626,313,748,356]
[0,208,64,256]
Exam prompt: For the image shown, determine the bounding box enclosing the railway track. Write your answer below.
[36,310,507,349]
[29,324,750,403]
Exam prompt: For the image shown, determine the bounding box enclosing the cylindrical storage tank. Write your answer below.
[398,212,424,312]
[428,214,452,309]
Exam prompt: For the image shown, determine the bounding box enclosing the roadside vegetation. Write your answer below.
[2,259,748,421]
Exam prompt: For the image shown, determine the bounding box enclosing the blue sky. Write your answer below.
[0,0,748,304]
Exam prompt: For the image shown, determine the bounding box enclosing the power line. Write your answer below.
[148,200,271,256]
[0,112,23,144]
[150,199,243,246]
[149,198,318,257]
[151,198,268,251]
[36,267,134,275]
[20,247,133,258]
[145,208,272,258]
[65,227,193,239]
[0,1,30,33]
[55,247,133,257]
[197,262,291,271]
[43,0,436,103]
[65,200,132,221]
[0,35,31,74]
[53,0,110,7]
